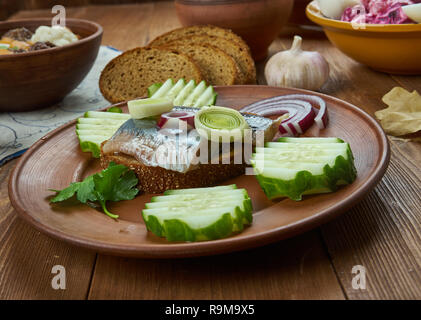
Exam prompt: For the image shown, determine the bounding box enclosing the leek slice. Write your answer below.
[194,106,249,143]
[127,97,173,119]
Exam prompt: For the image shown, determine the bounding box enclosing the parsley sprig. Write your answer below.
[50,162,139,219]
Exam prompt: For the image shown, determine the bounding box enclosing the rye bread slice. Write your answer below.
[157,43,237,86]
[158,35,253,85]
[99,47,203,103]
[100,153,246,194]
[150,25,256,84]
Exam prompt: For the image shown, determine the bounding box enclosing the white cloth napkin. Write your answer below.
[0,46,121,165]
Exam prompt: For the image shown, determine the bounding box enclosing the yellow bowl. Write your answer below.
[306,1,421,74]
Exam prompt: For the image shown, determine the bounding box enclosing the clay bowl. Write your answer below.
[175,0,294,61]
[0,18,102,112]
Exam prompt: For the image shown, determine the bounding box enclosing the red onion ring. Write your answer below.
[157,111,195,129]
[240,94,328,135]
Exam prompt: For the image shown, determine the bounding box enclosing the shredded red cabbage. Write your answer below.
[341,0,418,24]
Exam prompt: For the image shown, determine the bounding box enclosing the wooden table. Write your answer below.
[1,2,420,300]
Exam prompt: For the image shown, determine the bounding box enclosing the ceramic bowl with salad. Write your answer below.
[306,0,421,74]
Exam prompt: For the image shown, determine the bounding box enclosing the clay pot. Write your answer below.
[175,0,294,61]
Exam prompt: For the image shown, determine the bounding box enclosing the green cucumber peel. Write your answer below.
[150,79,174,98]
[143,185,252,242]
[147,83,162,97]
[253,148,357,201]
[142,204,252,242]
[79,141,101,158]
[107,106,123,113]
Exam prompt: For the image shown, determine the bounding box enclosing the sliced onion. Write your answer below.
[194,106,249,142]
[240,94,329,135]
[157,111,196,129]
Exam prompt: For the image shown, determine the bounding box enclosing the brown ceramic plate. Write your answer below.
[9,86,390,258]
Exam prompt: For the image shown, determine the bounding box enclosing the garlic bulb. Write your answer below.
[264,36,329,91]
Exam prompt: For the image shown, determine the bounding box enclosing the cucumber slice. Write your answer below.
[173,80,196,106]
[148,79,217,108]
[76,110,131,158]
[147,83,162,97]
[78,135,109,158]
[165,79,186,100]
[277,137,344,144]
[142,185,253,242]
[76,129,116,136]
[193,86,216,108]
[83,111,131,120]
[77,118,127,126]
[264,142,349,150]
[145,199,251,213]
[152,189,248,202]
[149,79,174,98]
[251,160,328,175]
[252,138,357,201]
[182,80,207,107]
[253,149,348,163]
[76,123,122,130]
[163,184,237,195]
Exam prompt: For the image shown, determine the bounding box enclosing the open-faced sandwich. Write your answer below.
[51,79,357,242]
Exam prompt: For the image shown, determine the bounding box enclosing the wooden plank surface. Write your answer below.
[2,1,421,299]
[0,160,97,299]
[89,231,344,300]
[271,31,421,299]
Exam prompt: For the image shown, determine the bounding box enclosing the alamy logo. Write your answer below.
[52,5,66,27]
[351,265,366,290]
[51,265,66,290]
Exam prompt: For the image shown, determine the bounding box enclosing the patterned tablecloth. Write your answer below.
[0,46,120,165]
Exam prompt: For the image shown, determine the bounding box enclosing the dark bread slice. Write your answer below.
[100,153,246,194]
[149,25,256,83]
[99,47,203,104]
[157,43,237,85]
[157,35,251,85]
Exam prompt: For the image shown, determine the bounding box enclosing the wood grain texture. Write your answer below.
[88,231,345,300]
[0,160,97,299]
[263,29,421,299]
[3,1,421,300]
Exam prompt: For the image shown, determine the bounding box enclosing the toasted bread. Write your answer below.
[99,47,202,103]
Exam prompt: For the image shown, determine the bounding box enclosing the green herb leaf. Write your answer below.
[76,175,97,203]
[50,182,81,202]
[49,162,139,219]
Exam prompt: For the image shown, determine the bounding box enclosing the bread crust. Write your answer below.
[149,25,256,84]
[99,46,203,104]
[156,43,238,85]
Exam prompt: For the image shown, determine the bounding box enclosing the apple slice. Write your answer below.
[402,4,421,23]
[316,0,360,19]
